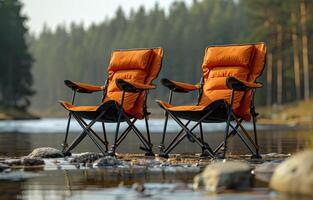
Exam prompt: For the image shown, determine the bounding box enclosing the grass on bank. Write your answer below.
[258,100,313,126]
[0,105,39,120]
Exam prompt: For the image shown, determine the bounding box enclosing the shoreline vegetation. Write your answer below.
[258,100,313,127]
[0,106,39,120]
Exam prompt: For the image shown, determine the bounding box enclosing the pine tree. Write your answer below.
[0,0,34,110]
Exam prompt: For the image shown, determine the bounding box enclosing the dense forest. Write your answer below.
[29,0,313,115]
[0,0,33,110]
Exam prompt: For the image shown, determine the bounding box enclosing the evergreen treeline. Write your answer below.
[30,0,313,114]
[0,0,34,110]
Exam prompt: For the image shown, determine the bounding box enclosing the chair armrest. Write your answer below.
[115,79,156,93]
[161,78,200,93]
[226,77,263,91]
[64,80,105,93]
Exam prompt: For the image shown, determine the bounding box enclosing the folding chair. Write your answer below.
[59,47,163,156]
[157,43,266,159]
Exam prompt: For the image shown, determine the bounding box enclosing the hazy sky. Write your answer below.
[21,0,192,34]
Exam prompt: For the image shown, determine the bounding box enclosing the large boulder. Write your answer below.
[28,147,64,158]
[193,160,252,192]
[270,150,313,197]
[93,156,122,167]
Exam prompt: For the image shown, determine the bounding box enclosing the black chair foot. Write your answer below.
[200,150,214,158]
[62,151,72,157]
[158,153,169,159]
[251,154,262,159]
[107,151,116,157]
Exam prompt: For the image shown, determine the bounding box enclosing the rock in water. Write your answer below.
[22,157,45,166]
[93,156,122,167]
[270,150,313,197]
[71,152,103,164]
[3,159,22,166]
[193,160,252,192]
[0,163,9,172]
[28,147,64,158]
[254,161,280,183]
[132,183,145,193]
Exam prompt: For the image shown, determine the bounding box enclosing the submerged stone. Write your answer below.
[4,157,44,166]
[254,161,280,183]
[193,160,252,192]
[0,163,9,172]
[270,150,313,197]
[28,147,64,158]
[132,183,145,193]
[22,157,45,166]
[3,159,22,166]
[71,152,103,164]
[93,156,122,167]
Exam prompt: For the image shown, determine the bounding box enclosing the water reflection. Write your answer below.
[0,128,310,157]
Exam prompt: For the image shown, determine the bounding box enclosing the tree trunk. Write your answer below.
[276,24,283,105]
[291,11,301,100]
[267,51,273,106]
[300,0,310,101]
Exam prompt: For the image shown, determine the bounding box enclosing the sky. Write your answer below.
[21,0,193,35]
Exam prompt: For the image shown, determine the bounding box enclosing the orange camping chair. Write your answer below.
[60,48,163,156]
[157,43,266,159]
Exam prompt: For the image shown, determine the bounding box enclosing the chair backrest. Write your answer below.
[106,47,163,119]
[199,43,266,121]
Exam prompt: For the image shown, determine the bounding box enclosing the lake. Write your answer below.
[0,118,312,200]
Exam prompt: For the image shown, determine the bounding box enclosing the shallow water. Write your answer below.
[0,118,312,200]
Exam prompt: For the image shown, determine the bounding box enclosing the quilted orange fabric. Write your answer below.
[106,48,163,119]
[60,48,163,119]
[108,49,153,71]
[159,43,266,121]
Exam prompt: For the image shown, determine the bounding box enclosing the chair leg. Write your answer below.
[79,118,108,149]
[213,122,240,154]
[222,90,235,159]
[73,114,107,155]
[166,111,215,158]
[102,123,109,152]
[159,110,169,153]
[124,116,154,155]
[159,90,173,153]
[116,124,132,146]
[65,111,107,155]
[144,115,154,156]
[199,122,206,156]
[251,115,262,159]
[160,121,190,157]
[109,109,123,156]
[64,131,87,155]
[62,90,77,154]
[222,113,233,159]
[62,112,72,154]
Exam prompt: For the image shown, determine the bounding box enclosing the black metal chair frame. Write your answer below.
[61,79,154,156]
[158,77,262,159]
